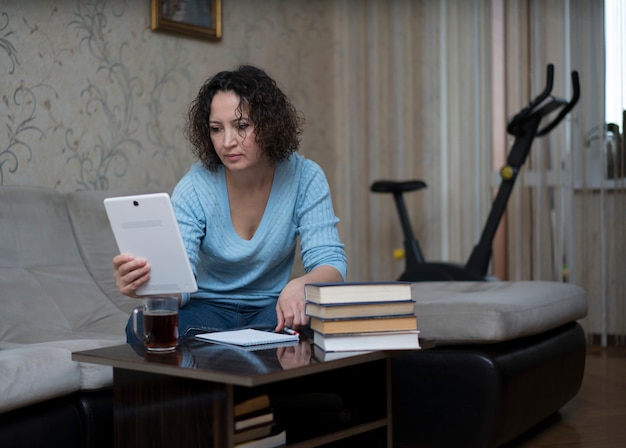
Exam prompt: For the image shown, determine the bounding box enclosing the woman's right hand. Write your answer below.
[113,254,151,298]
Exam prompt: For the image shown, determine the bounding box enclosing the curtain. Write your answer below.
[334,0,493,283]
[334,0,624,345]
[503,0,625,346]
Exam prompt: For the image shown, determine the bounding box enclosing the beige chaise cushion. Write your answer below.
[412,281,588,345]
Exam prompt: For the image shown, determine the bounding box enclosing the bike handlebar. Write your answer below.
[506,64,580,137]
[536,70,580,136]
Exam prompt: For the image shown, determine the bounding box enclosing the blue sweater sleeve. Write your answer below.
[293,159,347,280]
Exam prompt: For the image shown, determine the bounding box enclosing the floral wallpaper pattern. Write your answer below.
[0,0,336,194]
[1,1,196,191]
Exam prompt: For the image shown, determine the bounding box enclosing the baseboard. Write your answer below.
[587,333,626,346]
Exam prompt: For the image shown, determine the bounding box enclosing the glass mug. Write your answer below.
[131,296,179,352]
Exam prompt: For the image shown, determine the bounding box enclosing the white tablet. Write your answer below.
[104,193,198,296]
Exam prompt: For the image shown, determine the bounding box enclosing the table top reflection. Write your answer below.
[72,332,395,387]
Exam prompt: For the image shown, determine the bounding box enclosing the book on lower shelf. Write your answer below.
[305,300,415,319]
[234,394,271,418]
[233,393,285,447]
[234,422,275,444]
[304,281,412,304]
[235,428,286,448]
[234,394,272,418]
[313,330,421,352]
[235,411,275,431]
[310,315,417,334]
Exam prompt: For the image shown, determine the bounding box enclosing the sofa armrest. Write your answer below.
[0,347,80,414]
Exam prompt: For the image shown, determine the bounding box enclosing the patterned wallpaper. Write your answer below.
[0,0,337,193]
[0,0,487,284]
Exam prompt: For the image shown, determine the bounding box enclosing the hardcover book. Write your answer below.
[304,281,412,304]
[235,412,275,431]
[234,423,274,444]
[313,330,421,352]
[310,315,417,335]
[234,394,271,418]
[235,428,286,448]
[305,300,415,319]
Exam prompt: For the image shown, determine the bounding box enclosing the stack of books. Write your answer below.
[234,394,286,448]
[305,282,421,352]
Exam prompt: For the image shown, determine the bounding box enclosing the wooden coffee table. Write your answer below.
[73,334,428,447]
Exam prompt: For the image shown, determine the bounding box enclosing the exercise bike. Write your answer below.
[371,64,580,282]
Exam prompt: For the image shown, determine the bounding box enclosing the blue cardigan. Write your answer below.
[172,154,347,307]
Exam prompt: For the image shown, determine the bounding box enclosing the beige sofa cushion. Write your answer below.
[412,281,588,345]
[0,186,129,344]
[0,338,123,413]
[30,339,125,389]
[0,346,80,414]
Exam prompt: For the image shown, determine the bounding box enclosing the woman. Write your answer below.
[114,65,347,340]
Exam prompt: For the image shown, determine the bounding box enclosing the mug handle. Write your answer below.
[131,306,144,342]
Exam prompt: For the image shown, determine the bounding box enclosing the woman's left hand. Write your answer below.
[275,266,344,332]
[275,277,308,332]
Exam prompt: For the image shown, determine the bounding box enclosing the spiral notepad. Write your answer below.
[195,328,299,347]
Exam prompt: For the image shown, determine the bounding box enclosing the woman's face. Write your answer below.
[209,91,263,171]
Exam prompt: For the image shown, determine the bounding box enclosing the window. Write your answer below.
[605,0,625,127]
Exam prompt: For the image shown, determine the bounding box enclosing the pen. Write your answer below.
[283,327,299,336]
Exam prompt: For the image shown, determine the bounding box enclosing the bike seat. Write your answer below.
[370,180,427,194]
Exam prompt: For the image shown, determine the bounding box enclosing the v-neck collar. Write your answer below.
[219,165,280,243]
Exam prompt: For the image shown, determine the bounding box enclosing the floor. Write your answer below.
[506,346,626,448]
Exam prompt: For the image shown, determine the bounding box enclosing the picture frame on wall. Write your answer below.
[151,0,222,41]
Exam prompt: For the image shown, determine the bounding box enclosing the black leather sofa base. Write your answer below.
[1,389,113,448]
[392,321,586,448]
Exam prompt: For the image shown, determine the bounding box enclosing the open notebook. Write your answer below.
[195,328,299,350]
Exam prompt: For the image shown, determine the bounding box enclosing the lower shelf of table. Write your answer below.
[113,358,391,447]
[287,418,387,448]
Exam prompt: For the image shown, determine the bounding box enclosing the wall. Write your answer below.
[0,0,338,193]
[0,0,495,285]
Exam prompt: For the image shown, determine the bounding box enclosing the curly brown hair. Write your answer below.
[184,65,304,171]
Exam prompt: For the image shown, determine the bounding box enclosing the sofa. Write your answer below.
[393,281,587,448]
[0,185,588,448]
[0,186,143,448]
